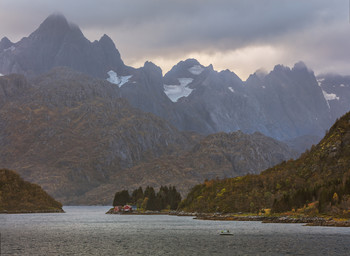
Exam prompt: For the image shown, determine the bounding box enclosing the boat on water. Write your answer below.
[220,229,233,236]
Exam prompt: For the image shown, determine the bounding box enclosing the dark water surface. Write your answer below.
[1,206,350,255]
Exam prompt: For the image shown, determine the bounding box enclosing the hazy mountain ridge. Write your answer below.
[1,14,349,147]
[0,14,128,78]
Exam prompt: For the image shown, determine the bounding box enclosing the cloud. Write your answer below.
[0,0,349,79]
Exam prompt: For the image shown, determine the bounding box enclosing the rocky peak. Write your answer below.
[292,61,309,71]
[143,61,162,76]
[99,34,116,49]
[31,13,73,39]
[0,37,13,51]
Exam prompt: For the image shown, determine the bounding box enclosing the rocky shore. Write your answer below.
[105,208,176,215]
[176,212,350,227]
[105,208,350,227]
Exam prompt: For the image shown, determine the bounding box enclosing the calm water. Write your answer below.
[1,206,350,255]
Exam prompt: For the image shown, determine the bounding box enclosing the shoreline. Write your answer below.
[106,208,350,227]
[190,213,350,227]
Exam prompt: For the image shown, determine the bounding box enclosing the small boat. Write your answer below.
[220,229,233,236]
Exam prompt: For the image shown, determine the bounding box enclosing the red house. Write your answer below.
[123,205,132,212]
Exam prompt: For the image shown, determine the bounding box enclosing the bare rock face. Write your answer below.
[0,68,193,204]
[317,73,350,123]
[81,131,297,205]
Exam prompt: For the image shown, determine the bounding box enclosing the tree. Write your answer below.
[144,186,159,210]
[132,187,144,204]
[113,190,131,206]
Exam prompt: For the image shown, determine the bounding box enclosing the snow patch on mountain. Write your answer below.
[188,65,204,75]
[164,78,194,102]
[107,70,132,88]
[323,90,340,101]
[322,90,340,109]
[317,78,324,87]
[0,73,3,76]
[228,87,234,93]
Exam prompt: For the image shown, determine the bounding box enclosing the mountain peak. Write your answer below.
[32,13,83,40]
[0,37,13,51]
[99,34,116,48]
[39,13,70,30]
[292,61,313,74]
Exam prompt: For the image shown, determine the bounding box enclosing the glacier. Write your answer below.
[164,78,194,102]
[107,70,132,88]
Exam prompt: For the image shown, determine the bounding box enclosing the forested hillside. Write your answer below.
[180,112,350,216]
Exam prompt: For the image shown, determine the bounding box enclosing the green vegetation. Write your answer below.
[113,186,181,211]
[179,112,350,217]
[0,169,63,213]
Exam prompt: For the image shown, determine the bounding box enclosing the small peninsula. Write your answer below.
[0,169,64,213]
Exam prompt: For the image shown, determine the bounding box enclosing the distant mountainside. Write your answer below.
[317,73,350,123]
[1,14,349,149]
[161,59,333,143]
[0,169,63,213]
[78,131,297,205]
[180,111,350,216]
[0,69,194,203]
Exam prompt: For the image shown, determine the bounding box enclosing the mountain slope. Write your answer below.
[0,169,63,213]
[317,73,350,123]
[80,131,297,205]
[180,111,350,215]
[0,69,193,204]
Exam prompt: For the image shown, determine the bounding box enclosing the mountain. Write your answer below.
[317,73,350,123]
[0,69,194,204]
[0,13,128,78]
[180,111,350,216]
[0,69,296,205]
[79,131,297,205]
[0,169,63,213]
[1,14,346,151]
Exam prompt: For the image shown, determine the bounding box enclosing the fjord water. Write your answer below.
[1,207,350,255]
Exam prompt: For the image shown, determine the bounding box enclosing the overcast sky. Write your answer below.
[0,0,349,79]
